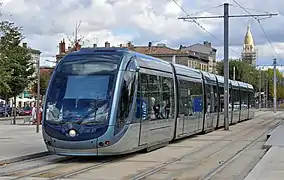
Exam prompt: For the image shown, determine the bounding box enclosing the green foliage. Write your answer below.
[216,59,259,88]
[33,70,53,96]
[0,20,35,99]
[216,59,284,100]
[266,68,284,100]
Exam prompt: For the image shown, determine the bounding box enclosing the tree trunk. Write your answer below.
[13,96,16,124]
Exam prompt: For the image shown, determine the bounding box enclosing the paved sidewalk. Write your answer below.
[0,122,47,164]
[245,114,284,180]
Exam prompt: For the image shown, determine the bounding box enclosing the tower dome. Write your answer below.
[244,25,254,48]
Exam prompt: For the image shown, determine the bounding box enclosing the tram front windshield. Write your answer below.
[45,54,119,125]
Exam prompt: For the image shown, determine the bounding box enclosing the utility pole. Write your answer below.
[265,74,268,108]
[273,58,277,113]
[178,3,277,131]
[224,3,229,130]
[259,68,262,109]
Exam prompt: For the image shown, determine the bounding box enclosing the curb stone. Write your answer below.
[0,117,25,121]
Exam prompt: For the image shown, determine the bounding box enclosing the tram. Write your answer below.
[42,47,256,156]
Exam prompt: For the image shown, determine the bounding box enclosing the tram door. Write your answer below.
[138,73,149,146]
[205,83,214,130]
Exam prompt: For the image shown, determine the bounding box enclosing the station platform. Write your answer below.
[245,118,284,180]
[0,119,47,165]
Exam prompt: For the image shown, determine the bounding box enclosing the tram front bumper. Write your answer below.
[44,137,98,156]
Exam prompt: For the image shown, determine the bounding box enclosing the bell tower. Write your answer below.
[242,25,256,65]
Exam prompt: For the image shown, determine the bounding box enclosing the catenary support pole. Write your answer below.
[259,68,261,109]
[224,3,229,130]
[273,58,277,113]
[266,73,268,108]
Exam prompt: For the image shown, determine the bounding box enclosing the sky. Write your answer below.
[0,0,284,71]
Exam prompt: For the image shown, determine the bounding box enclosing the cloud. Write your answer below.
[0,0,283,66]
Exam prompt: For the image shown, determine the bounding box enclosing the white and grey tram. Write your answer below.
[42,47,256,156]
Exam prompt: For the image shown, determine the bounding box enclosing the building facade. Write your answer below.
[180,41,217,73]
[120,41,215,72]
[242,25,256,66]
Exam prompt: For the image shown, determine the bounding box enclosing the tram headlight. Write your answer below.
[69,129,77,137]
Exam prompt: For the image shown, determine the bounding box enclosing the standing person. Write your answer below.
[31,104,37,124]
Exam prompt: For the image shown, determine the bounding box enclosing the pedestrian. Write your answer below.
[31,104,37,124]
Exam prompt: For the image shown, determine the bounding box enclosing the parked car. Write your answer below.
[19,107,32,116]
[0,107,10,117]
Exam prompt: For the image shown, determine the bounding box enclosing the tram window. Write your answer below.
[179,80,189,116]
[240,90,246,108]
[161,77,174,119]
[125,58,137,71]
[233,89,240,110]
[148,75,161,120]
[189,81,203,113]
[244,91,249,108]
[116,70,136,131]
[136,73,175,121]
[219,86,224,112]
[213,85,218,112]
[136,73,149,121]
[206,84,217,113]
[249,91,256,108]
[178,80,203,116]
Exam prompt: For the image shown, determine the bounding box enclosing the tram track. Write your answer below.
[3,153,137,180]
[0,155,76,177]
[130,113,283,180]
[1,112,281,180]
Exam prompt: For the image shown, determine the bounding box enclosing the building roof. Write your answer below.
[40,66,54,74]
[131,45,187,55]
[183,43,217,55]
[244,25,254,47]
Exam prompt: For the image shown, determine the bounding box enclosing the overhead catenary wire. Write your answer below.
[172,0,241,57]
[186,4,224,17]
[229,4,270,14]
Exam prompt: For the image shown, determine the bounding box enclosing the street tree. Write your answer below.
[0,20,35,124]
[32,69,53,97]
[216,59,259,88]
[217,59,284,102]
[266,68,284,100]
